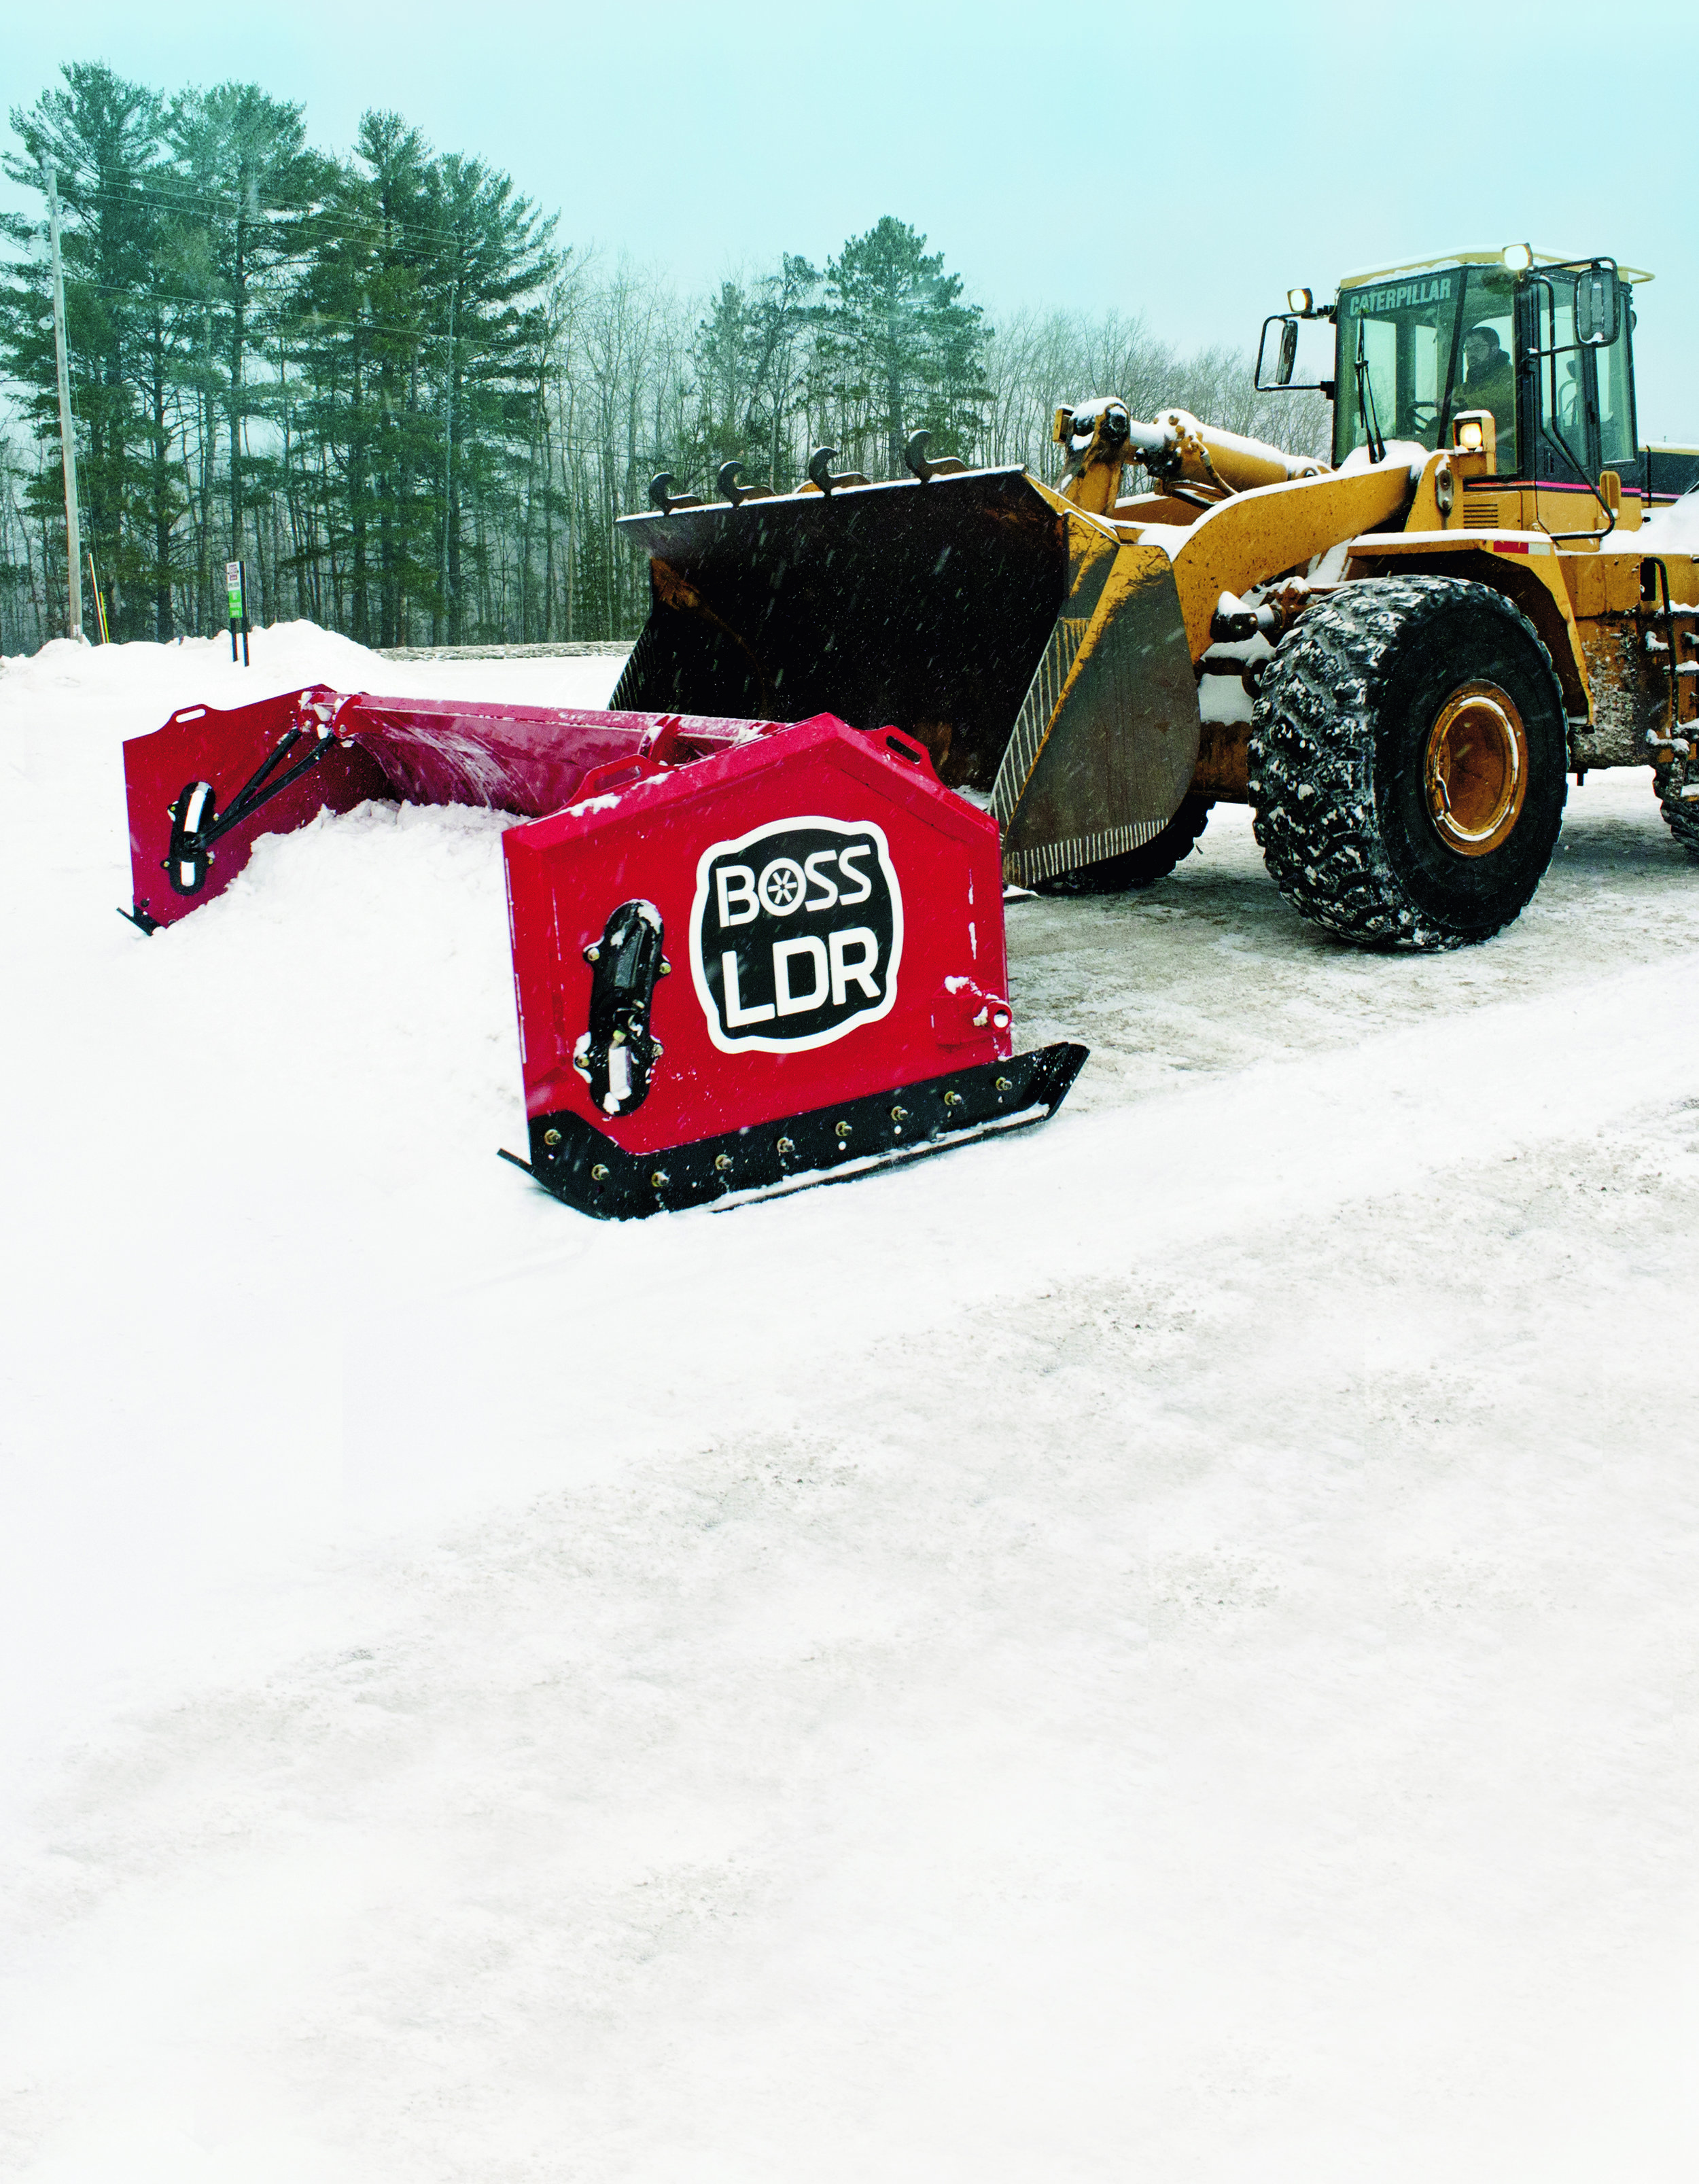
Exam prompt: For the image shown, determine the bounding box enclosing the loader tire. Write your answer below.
[1248,576,1567,949]
[1655,746,1699,856]
[1033,795,1212,896]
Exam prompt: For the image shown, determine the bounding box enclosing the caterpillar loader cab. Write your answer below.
[615,241,1699,949]
[1269,247,1699,524]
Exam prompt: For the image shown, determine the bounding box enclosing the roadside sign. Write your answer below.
[226,558,249,665]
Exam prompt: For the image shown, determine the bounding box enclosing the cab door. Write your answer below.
[1519,269,1598,485]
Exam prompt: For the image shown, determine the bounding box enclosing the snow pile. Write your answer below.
[1639,489,1699,552]
[2,627,1698,2181]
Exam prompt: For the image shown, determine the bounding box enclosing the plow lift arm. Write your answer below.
[119,684,1085,1218]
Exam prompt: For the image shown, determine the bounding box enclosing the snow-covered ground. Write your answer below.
[2,624,1697,2182]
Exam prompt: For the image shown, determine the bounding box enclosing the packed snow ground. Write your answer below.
[2,624,1697,2181]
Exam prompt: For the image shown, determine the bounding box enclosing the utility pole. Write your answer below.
[41,158,84,642]
[441,275,456,641]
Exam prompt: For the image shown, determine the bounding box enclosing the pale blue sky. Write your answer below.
[5,0,1695,437]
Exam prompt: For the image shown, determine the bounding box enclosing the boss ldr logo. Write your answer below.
[690,816,903,1053]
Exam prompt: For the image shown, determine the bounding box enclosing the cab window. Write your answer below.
[1458,269,1519,475]
[1594,306,1636,470]
[1333,270,1463,465]
[1529,274,1587,480]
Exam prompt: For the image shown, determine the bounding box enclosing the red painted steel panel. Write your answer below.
[123,688,389,929]
[502,716,1011,1156]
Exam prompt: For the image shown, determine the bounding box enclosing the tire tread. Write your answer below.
[1248,575,1563,949]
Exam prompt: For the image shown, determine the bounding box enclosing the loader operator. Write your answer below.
[1460,323,1516,459]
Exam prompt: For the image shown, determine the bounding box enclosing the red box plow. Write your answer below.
[120,688,1085,1217]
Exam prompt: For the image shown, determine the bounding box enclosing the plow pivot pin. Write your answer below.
[777,1137,795,1156]
[944,1090,963,1108]
[890,1106,909,1123]
[650,1170,669,1189]
[995,1077,1013,1093]
[584,944,600,962]
[542,1128,562,1147]
[835,1121,852,1139]
[659,958,671,976]
[591,1163,609,1181]
[714,1153,733,1173]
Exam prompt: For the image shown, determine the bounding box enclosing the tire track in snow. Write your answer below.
[356,952,1699,1524]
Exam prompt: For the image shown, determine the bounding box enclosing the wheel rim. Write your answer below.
[1422,680,1529,856]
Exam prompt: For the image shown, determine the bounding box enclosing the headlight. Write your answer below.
[1286,287,1314,315]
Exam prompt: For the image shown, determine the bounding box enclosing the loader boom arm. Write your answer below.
[1054,399,1327,515]
[1160,458,1421,656]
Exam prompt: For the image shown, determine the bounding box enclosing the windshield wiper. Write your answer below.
[1354,321,1386,464]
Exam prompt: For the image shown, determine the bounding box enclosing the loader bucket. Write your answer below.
[614,466,1202,885]
[614,468,1066,793]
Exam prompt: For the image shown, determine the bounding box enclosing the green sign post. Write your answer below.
[225,557,249,665]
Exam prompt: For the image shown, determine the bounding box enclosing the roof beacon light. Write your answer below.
[1287,287,1314,315]
[1501,243,1533,273]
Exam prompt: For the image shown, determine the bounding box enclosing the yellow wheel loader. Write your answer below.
[615,247,1699,948]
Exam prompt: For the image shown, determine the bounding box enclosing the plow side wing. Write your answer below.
[502,714,1085,1218]
[124,687,389,930]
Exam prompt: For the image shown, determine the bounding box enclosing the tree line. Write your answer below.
[0,62,1326,657]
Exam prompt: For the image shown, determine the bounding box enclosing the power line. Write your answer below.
[6,215,559,322]
[6,273,542,347]
[27,173,558,260]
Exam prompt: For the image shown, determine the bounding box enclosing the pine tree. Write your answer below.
[818,217,989,478]
[1,62,1299,656]
[689,255,818,489]
[164,81,325,618]
[427,153,557,639]
[1,63,169,638]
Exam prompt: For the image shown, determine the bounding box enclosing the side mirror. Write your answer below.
[1575,261,1621,347]
[1256,313,1328,393]
[1257,315,1297,389]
